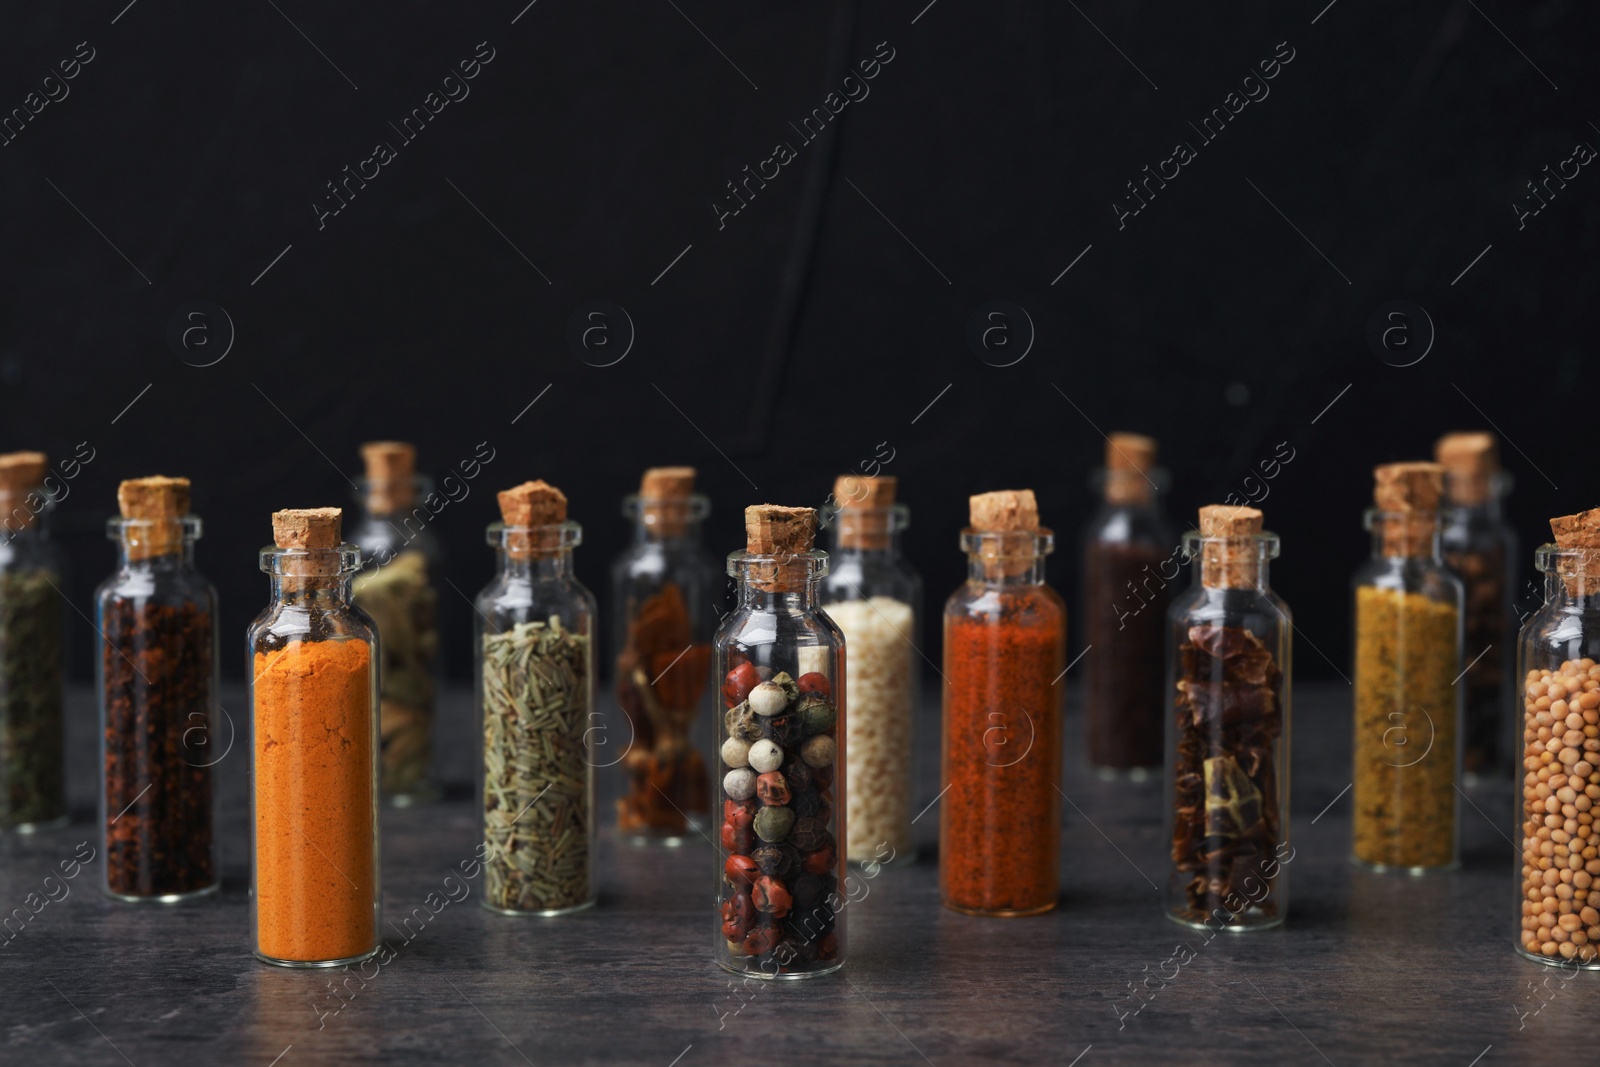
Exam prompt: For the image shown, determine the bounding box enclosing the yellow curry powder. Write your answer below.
[254,638,376,962]
[1353,585,1459,868]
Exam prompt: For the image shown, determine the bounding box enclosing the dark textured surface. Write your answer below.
[0,680,1589,1066]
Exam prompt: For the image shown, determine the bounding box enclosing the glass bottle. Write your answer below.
[1165,505,1291,930]
[1435,433,1516,782]
[97,478,219,901]
[611,467,717,846]
[819,475,920,866]
[0,451,67,833]
[1515,515,1600,969]
[1351,463,1463,873]
[350,441,442,806]
[940,490,1064,917]
[476,480,597,915]
[1082,433,1176,778]
[248,508,381,967]
[715,504,846,978]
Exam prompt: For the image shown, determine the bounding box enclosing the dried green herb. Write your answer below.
[482,617,590,911]
[353,550,438,796]
[0,568,65,828]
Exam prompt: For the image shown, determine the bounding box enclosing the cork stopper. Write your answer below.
[272,507,344,578]
[743,504,818,592]
[1198,504,1264,589]
[1105,433,1157,506]
[968,489,1045,579]
[1435,432,1499,507]
[0,452,49,533]
[639,466,696,538]
[497,480,568,559]
[835,475,897,550]
[117,476,191,561]
[1550,507,1600,598]
[361,441,417,513]
[1373,462,1443,556]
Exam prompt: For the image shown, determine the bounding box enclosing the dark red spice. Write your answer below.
[1082,540,1171,770]
[102,598,216,898]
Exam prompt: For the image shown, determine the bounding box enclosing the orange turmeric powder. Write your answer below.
[253,637,377,963]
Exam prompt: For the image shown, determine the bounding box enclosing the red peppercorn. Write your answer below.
[742,926,780,956]
[752,876,792,918]
[803,843,835,875]
[720,891,754,941]
[819,933,838,961]
[721,820,755,853]
[755,771,791,807]
[796,672,830,698]
[724,855,759,886]
[724,797,757,823]
[723,662,762,708]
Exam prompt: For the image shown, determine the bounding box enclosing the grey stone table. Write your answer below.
[0,682,1591,1067]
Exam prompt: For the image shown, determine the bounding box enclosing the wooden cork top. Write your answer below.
[1551,507,1600,597]
[1435,432,1499,507]
[744,504,817,592]
[1105,433,1157,506]
[273,507,342,549]
[639,466,697,538]
[1198,505,1264,589]
[118,476,192,560]
[498,480,568,559]
[968,489,1046,579]
[361,441,417,513]
[835,475,896,550]
[1373,462,1443,556]
[0,452,49,533]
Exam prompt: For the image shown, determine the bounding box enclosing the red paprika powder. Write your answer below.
[940,490,1065,916]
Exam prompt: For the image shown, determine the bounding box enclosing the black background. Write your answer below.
[1,0,1594,682]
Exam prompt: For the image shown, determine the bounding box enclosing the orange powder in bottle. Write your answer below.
[253,637,376,963]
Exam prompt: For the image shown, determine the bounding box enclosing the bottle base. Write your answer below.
[941,898,1057,918]
[1165,910,1284,933]
[717,958,843,980]
[2,813,70,835]
[618,817,710,848]
[1350,855,1459,876]
[1516,944,1600,970]
[479,897,597,918]
[254,945,381,969]
[104,882,220,905]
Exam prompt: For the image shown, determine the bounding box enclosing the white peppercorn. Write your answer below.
[749,681,788,717]
[721,736,751,769]
[801,735,836,768]
[724,768,758,801]
[748,738,784,773]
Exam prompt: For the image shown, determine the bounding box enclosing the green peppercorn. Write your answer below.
[753,804,795,842]
[796,693,836,736]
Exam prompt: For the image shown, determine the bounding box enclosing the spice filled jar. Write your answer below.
[820,475,920,866]
[97,477,219,902]
[1083,433,1176,778]
[0,451,67,833]
[1516,508,1600,968]
[350,441,442,806]
[612,466,717,846]
[940,489,1064,916]
[715,505,846,977]
[248,509,380,966]
[1435,432,1516,782]
[1351,462,1463,873]
[1166,505,1291,930]
[476,480,596,915]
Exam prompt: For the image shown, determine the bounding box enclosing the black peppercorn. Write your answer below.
[752,842,800,879]
[759,711,802,747]
[789,815,831,852]
[783,758,813,794]
[790,788,822,818]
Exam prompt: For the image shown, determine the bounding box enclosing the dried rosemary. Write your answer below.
[482,617,591,912]
[0,567,65,829]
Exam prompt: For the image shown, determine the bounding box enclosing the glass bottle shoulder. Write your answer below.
[96,558,215,612]
[1169,583,1288,632]
[1352,556,1463,607]
[351,513,443,569]
[821,550,921,606]
[944,580,1064,628]
[476,572,597,632]
[1082,501,1174,547]
[248,595,377,649]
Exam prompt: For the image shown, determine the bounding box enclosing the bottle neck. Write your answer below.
[633,517,703,548]
[737,578,821,610]
[965,554,1045,587]
[1368,526,1442,560]
[117,540,195,570]
[496,546,576,581]
[269,572,354,603]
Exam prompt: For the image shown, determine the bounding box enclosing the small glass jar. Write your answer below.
[940,521,1065,917]
[350,467,443,806]
[1083,458,1176,778]
[714,523,846,978]
[1351,499,1464,873]
[0,468,67,834]
[611,482,718,846]
[1515,541,1600,968]
[248,520,381,967]
[476,519,597,915]
[97,508,220,901]
[820,479,921,867]
[1439,471,1516,781]
[1165,510,1291,930]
